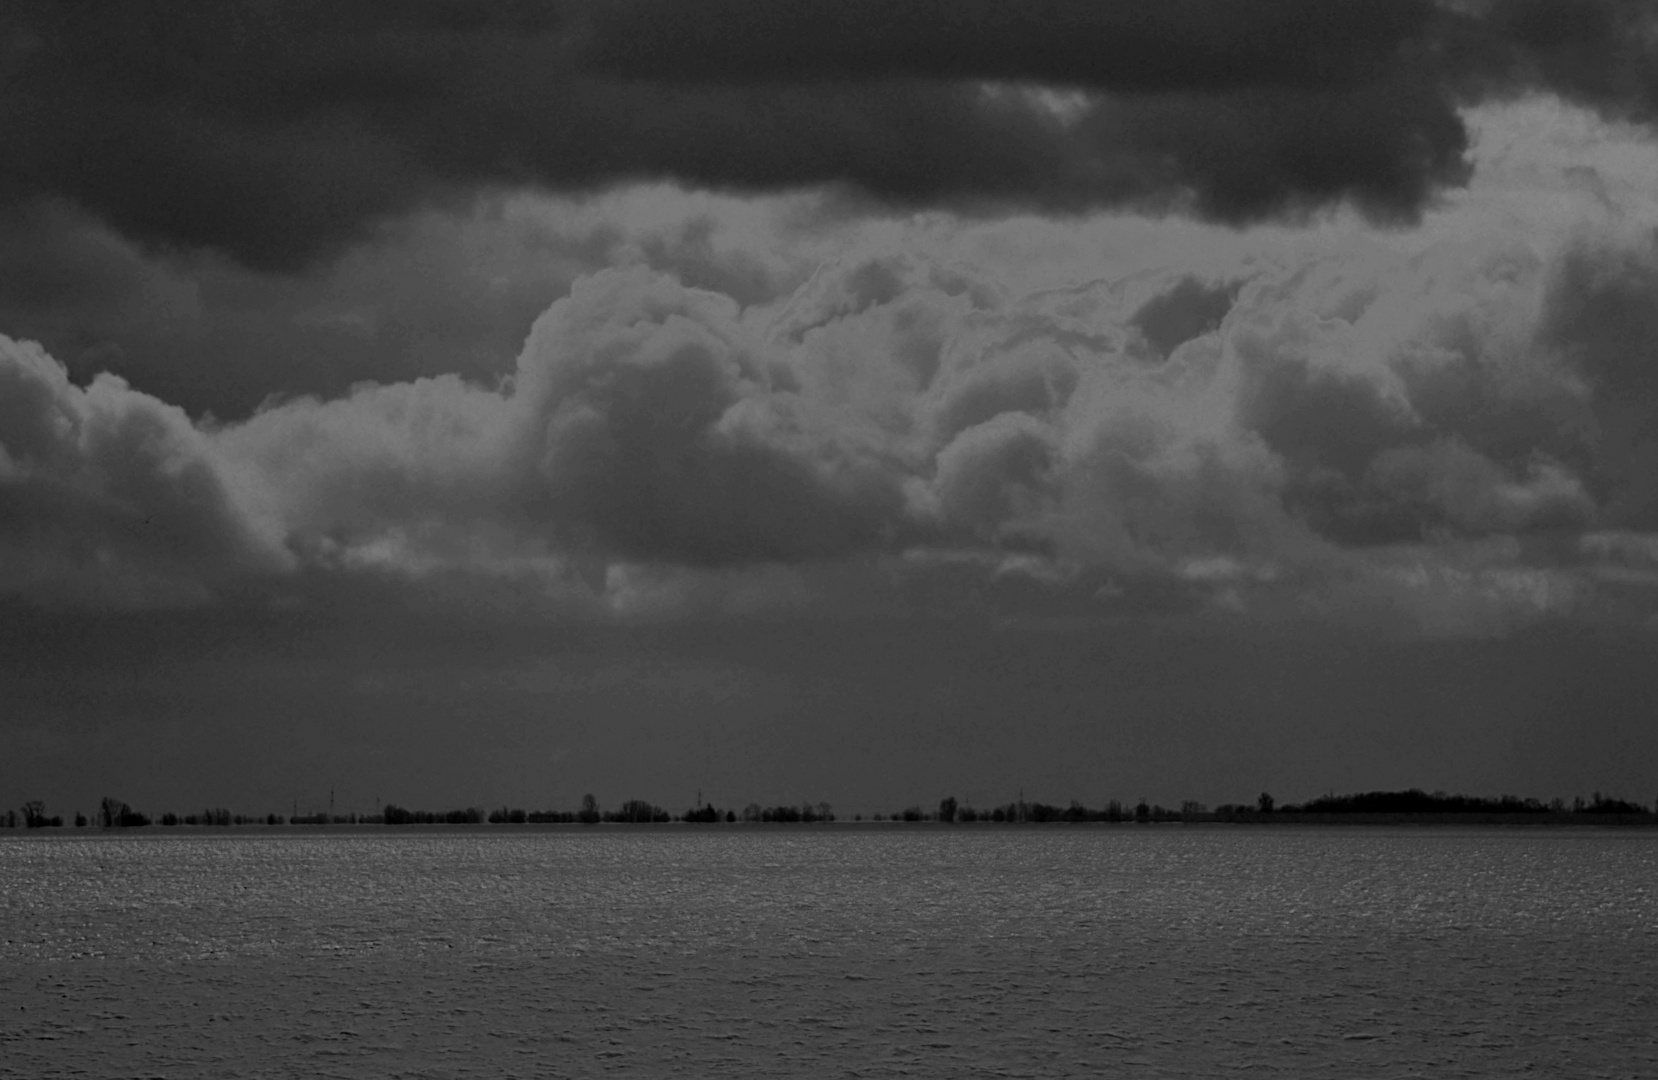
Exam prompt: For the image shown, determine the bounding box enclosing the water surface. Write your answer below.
[3,826,1655,1077]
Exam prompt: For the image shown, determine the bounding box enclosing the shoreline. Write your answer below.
[5,813,1658,837]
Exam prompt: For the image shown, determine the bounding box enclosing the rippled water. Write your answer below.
[3,826,1655,1077]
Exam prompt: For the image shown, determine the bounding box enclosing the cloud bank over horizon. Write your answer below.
[8,176,1658,638]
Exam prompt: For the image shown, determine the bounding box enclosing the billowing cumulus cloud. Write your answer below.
[0,335,289,607]
[207,266,915,592]
[10,87,1658,639]
[0,190,822,420]
[6,1,1658,269]
[514,269,907,565]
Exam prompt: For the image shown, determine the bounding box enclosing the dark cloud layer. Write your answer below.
[5,1,1658,269]
[576,1,1432,90]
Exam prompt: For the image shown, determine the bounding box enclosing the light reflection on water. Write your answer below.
[3,827,1655,1077]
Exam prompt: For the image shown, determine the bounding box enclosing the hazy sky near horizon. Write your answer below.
[6,2,1658,815]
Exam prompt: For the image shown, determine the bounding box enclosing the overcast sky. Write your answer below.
[5,1,1658,817]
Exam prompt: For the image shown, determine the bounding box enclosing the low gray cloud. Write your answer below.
[1537,231,1658,529]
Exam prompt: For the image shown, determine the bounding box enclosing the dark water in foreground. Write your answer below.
[2,826,1655,1078]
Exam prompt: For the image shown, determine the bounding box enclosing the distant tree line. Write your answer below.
[7,789,1656,829]
[156,808,283,826]
[16,800,63,828]
[737,801,834,822]
[1253,788,1652,816]
[858,796,1199,823]
[382,805,484,825]
[99,797,150,828]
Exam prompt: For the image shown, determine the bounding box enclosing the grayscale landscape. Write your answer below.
[5,1,1658,1075]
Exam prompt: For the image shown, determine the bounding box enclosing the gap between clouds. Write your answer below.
[6,220,1658,636]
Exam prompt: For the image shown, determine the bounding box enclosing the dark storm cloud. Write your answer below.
[6,1,1658,270]
[1445,0,1658,122]
[574,0,1432,90]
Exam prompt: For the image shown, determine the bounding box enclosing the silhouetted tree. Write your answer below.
[100,796,128,828]
[1257,792,1275,813]
[612,799,663,823]
[938,796,958,823]
[1022,801,1063,822]
[1585,792,1647,814]
[577,793,600,824]
[21,800,47,828]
